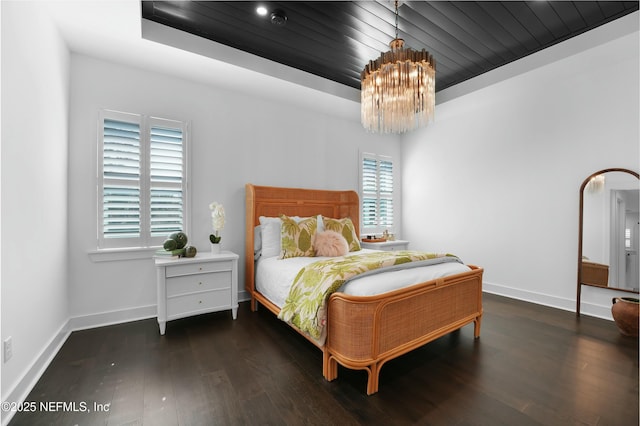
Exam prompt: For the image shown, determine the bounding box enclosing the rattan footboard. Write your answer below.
[323,265,483,394]
[245,184,484,395]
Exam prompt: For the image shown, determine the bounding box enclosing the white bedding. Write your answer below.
[255,249,471,308]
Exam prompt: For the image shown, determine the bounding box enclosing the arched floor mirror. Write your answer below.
[577,168,640,316]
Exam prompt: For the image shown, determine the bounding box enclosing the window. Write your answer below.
[625,228,631,249]
[360,152,394,234]
[98,110,188,249]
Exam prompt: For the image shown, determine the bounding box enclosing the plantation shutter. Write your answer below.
[378,159,394,228]
[99,111,188,249]
[149,119,184,238]
[362,157,378,228]
[102,117,142,240]
[360,153,394,232]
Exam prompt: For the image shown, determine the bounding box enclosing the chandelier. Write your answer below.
[585,174,605,193]
[361,1,436,133]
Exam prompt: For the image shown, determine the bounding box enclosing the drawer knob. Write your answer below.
[199,267,203,271]
[199,300,202,304]
[198,281,202,285]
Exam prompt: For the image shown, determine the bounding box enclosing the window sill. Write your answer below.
[88,247,159,263]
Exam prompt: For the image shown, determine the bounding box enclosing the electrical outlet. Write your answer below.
[4,337,13,362]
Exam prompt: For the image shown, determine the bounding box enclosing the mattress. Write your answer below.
[255,249,472,308]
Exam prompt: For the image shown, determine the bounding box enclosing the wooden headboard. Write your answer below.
[245,184,360,297]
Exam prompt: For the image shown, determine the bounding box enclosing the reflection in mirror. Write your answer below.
[577,168,640,316]
[583,172,639,290]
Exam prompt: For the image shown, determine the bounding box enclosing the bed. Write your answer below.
[245,184,484,394]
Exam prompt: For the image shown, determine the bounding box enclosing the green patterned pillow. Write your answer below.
[279,215,318,259]
[323,217,361,252]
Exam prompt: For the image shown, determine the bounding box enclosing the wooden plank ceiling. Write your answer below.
[141,1,639,92]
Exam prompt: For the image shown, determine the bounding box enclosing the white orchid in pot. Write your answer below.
[209,201,225,253]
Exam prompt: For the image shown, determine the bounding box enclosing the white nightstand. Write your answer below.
[155,251,239,335]
[360,240,410,251]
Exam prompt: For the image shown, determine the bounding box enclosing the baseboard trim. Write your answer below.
[1,323,70,426]
[483,281,614,320]
[238,290,250,303]
[67,304,157,332]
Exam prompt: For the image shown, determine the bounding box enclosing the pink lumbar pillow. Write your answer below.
[313,230,349,257]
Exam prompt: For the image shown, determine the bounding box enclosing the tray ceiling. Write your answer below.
[141,1,639,92]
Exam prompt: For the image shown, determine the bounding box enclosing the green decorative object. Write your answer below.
[168,231,188,249]
[184,246,197,258]
[163,239,177,251]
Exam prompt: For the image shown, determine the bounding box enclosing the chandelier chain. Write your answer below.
[394,0,399,40]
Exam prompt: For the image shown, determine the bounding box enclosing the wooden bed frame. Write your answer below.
[245,184,484,395]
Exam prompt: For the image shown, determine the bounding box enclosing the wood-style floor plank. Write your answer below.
[8,293,639,425]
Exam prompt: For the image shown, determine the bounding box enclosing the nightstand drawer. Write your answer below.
[167,289,231,318]
[166,271,232,297]
[165,260,233,278]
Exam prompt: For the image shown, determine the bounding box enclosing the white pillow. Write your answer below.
[258,215,322,259]
[254,225,262,260]
[259,216,283,258]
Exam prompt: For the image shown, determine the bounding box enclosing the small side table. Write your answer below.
[155,251,239,335]
[360,240,410,251]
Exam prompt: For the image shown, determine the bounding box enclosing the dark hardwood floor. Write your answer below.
[9,293,638,425]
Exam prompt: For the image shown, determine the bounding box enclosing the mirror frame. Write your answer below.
[577,168,640,316]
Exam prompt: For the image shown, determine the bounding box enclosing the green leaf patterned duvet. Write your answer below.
[277,251,459,340]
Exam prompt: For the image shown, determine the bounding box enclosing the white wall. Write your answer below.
[0,0,70,415]
[67,54,400,324]
[402,17,639,319]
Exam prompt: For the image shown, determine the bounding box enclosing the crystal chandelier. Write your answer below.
[361,1,436,133]
[585,174,605,193]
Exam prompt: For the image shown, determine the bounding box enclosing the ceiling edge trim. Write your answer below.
[141,18,360,103]
[436,11,639,106]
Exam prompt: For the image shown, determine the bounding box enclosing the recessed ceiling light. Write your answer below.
[256,6,268,16]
